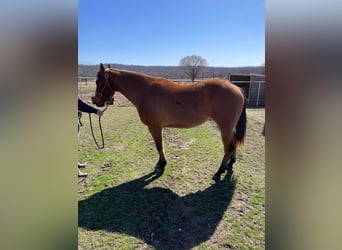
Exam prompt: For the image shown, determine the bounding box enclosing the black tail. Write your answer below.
[236,90,247,145]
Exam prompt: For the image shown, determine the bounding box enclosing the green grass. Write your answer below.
[78,106,265,249]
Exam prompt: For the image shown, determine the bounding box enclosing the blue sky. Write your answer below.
[78,0,264,67]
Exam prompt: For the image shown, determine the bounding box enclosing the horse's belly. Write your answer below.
[164,112,208,128]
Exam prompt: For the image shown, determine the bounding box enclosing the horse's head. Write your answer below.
[91,63,115,107]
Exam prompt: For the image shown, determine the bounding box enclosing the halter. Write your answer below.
[96,72,115,104]
[90,71,114,149]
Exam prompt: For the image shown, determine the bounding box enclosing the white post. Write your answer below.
[256,82,261,107]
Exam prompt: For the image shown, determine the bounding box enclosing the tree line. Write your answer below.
[78,55,264,81]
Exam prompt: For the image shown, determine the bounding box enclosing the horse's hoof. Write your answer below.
[226,168,233,174]
[212,174,221,182]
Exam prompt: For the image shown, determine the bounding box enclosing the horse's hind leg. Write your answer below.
[226,147,236,171]
[212,129,236,182]
[148,125,167,174]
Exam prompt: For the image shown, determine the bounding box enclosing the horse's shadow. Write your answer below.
[78,172,236,249]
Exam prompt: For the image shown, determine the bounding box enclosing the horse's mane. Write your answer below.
[110,68,149,78]
[110,68,176,85]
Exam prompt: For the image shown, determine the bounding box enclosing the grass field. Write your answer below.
[78,105,265,249]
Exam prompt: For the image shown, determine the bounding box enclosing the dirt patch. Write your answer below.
[165,129,196,151]
[112,92,132,106]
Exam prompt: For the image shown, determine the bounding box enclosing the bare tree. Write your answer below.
[178,55,209,82]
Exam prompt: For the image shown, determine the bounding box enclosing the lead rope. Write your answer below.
[89,103,109,149]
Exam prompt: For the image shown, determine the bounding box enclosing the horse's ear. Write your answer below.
[100,63,105,73]
[108,64,111,69]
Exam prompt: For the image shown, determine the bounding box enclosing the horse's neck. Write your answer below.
[114,71,148,106]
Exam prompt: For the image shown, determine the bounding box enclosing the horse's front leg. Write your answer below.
[148,125,167,174]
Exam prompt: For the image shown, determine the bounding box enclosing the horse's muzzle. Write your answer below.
[91,96,105,107]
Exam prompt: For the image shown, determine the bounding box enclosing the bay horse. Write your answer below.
[92,63,246,181]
